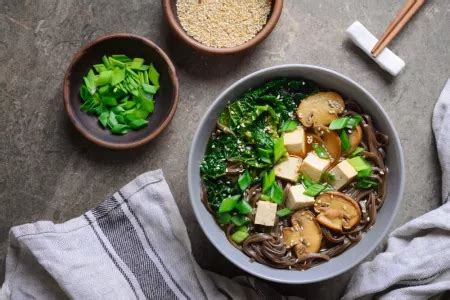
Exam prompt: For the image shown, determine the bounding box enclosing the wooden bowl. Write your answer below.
[161,0,283,55]
[63,34,179,150]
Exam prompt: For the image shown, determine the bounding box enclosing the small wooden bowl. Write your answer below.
[63,34,179,150]
[162,0,283,55]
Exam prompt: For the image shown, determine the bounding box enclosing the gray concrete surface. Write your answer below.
[1,0,449,298]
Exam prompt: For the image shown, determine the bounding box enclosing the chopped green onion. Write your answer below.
[217,213,231,225]
[340,130,350,152]
[238,170,252,191]
[129,119,148,129]
[279,120,298,133]
[346,114,362,129]
[355,178,379,189]
[262,169,275,193]
[231,230,249,244]
[330,115,362,130]
[111,54,132,62]
[276,208,292,217]
[312,143,329,159]
[148,64,160,87]
[231,215,250,226]
[130,57,144,69]
[260,194,272,201]
[269,182,284,204]
[96,70,112,86]
[301,174,315,188]
[303,183,326,197]
[236,226,248,233]
[79,55,160,135]
[218,195,240,213]
[273,137,286,163]
[236,200,253,214]
[99,112,109,128]
[329,117,349,130]
[111,124,130,135]
[348,156,372,178]
[349,147,365,157]
[323,172,336,183]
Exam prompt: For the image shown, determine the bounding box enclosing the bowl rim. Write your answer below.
[161,0,284,55]
[188,64,405,283]
[63,33,179,150]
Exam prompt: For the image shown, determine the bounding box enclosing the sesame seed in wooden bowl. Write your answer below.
[162,0,283,55]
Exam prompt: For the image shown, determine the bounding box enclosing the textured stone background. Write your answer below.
[0,0,449,298]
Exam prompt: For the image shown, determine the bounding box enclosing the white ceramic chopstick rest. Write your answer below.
[346,21,405,76]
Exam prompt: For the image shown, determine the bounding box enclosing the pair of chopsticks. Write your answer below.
[371,0,425,57]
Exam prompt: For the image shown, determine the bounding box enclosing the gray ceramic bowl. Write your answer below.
[188,65,405,284]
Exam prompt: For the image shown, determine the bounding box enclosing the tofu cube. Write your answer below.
[300,153,331,182]
[283,127,306,157]
[329,159,358,190]
[274,156,302,182]
[254,201,277,226]
[286,184,315,210]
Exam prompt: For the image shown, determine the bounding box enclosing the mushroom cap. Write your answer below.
[296,92,345,127]
[282,210,322,255]
[346,125,363,155]
[314,192,361,232]
[314,126,342,164]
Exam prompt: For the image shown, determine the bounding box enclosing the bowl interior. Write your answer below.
[65,35,178,149]
[188,65,404,284]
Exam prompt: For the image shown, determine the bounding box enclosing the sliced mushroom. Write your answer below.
[346,125,363,154]
[282,210,322,257]
[314,126,342,163]
[314,192,361,232]
[296,92,345,127]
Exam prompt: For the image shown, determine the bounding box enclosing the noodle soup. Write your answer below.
[200,78,388,270]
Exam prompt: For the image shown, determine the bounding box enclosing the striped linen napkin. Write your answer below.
[0,169,294,300]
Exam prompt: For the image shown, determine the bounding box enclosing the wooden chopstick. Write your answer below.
[371,0,425,57]
[371,0,416,56]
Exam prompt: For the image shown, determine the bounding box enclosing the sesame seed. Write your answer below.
[177,0,272,48]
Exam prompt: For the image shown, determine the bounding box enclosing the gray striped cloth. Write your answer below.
[0,169,295,300]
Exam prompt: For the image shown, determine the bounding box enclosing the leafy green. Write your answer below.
[200,78,320,215]
[79,55,160,135]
